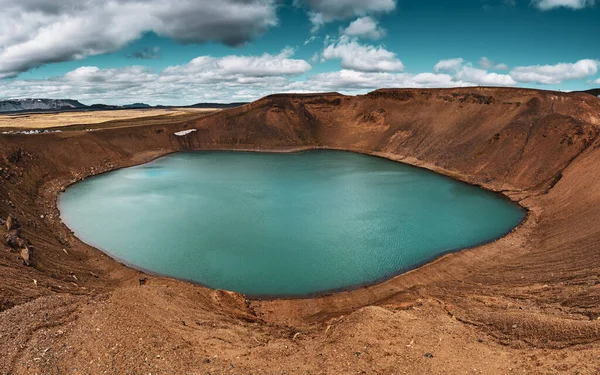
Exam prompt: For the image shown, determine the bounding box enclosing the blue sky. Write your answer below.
[0,0,598,105]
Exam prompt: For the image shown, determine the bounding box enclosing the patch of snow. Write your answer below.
[1,129,64,135]
[174,129,197,136]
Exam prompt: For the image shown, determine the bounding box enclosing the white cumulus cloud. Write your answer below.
[167,48,312,78]
[0,65,470,106]
[2,51,599,106]
[343,17,386,40]
[510,59,599,84]
[295,0,396,31]
[322,37,404,72]
[0,0,279,78]
[532,0,595,10]
[0,49,313,105]
[434,58,465,72]
[303,36,318,46]
[456,66,517,86]
[289,70,468,93]
[435,58,515,85]
[478,57,509,70]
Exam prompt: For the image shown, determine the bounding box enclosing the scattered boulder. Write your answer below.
[7,148,30,164]
[3,215,32,264]
[20,246,33,266]
[5,214,19,232]
[16,236,28,248]
[139,277,148,286]
[5,231,19,249]
[5,231,28,249]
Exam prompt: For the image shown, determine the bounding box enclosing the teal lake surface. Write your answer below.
[59,151,525,297]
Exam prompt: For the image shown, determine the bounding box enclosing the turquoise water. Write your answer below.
[59,151,525,297]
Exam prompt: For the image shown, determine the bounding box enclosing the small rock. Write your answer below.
[424,353,434,358]
[20,246,33,266]
[5,214,19,231]
[15,236,29,248]
[139,277,148,286]
[5,231,21,249]
[202,358,211,364]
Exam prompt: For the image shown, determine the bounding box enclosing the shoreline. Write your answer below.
[55,147,529,301]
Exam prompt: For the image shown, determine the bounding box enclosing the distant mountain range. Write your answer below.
[580,89,600,97]
[4,90,596,114]
[0,99,247,114]
[0,99,87,113]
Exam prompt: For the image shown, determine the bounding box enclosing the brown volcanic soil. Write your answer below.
[1,87,600,374]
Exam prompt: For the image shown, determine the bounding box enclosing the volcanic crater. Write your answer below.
[1,87,600,374]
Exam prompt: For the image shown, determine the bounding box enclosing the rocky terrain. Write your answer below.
[0,87,599,374]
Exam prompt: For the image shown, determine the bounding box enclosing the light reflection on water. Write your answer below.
[59,150,525,297]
